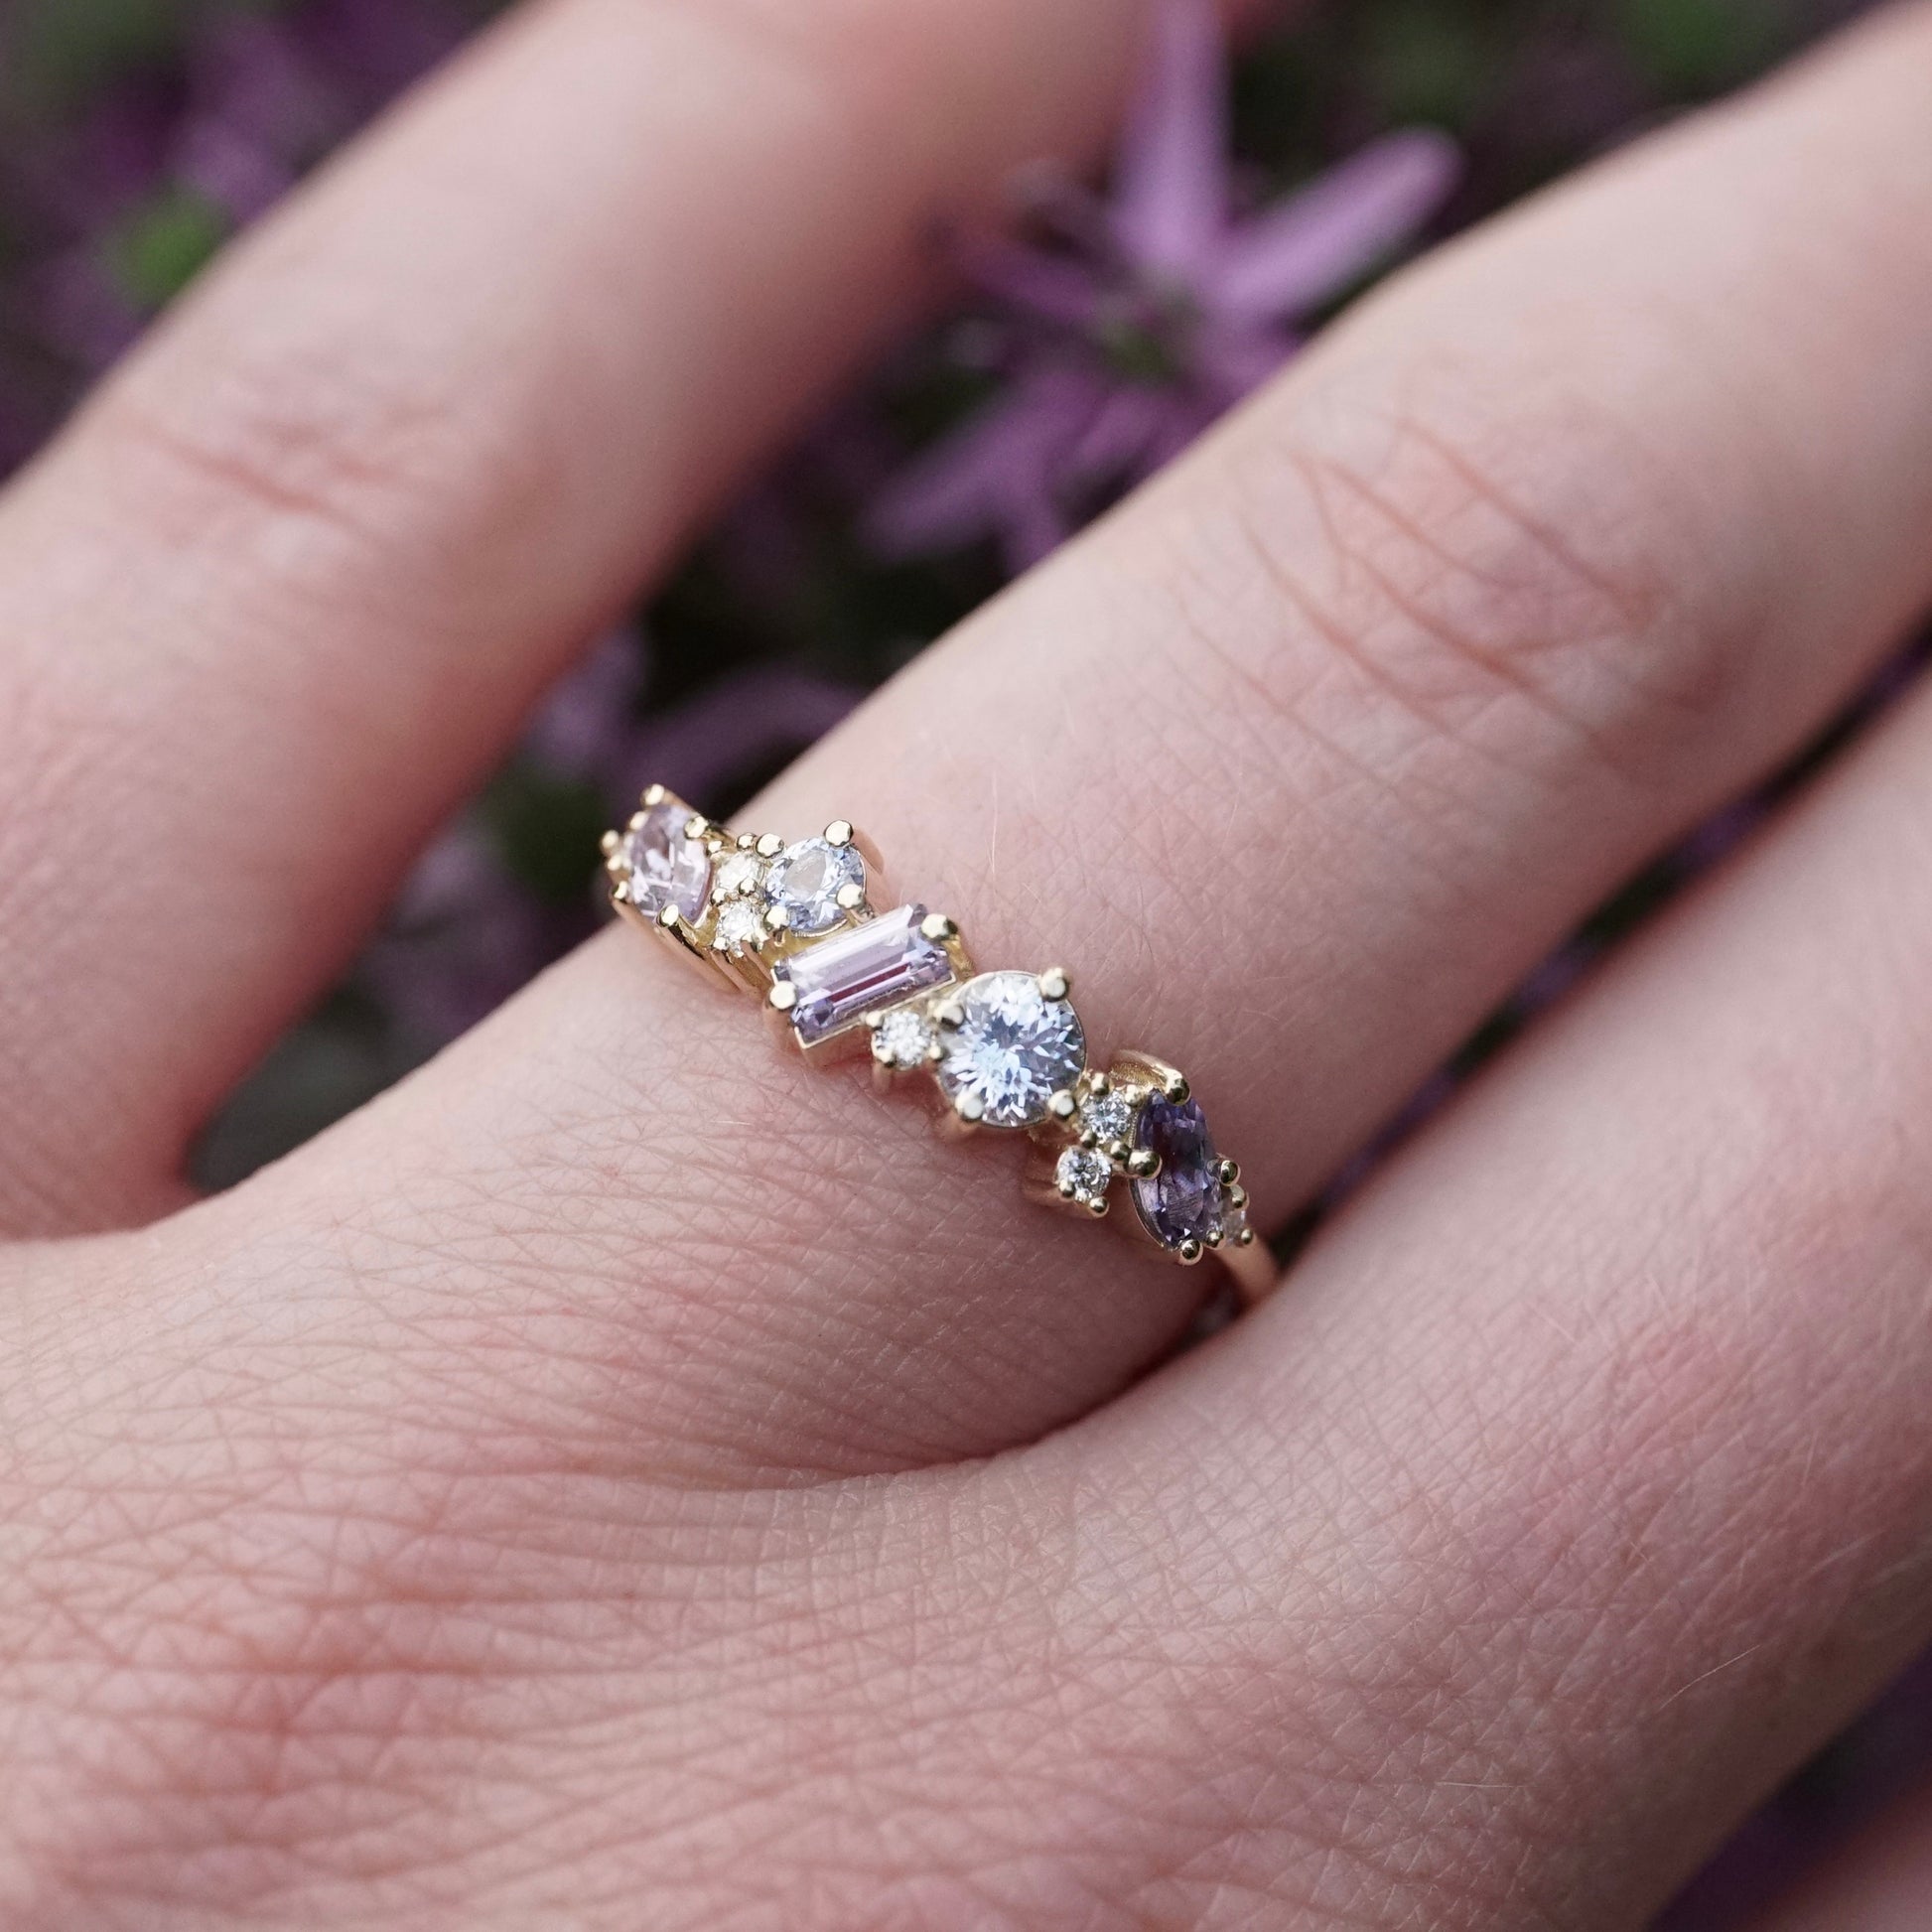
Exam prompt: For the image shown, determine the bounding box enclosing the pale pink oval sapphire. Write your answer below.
[622,795,711,921]
[774,904,955,1047]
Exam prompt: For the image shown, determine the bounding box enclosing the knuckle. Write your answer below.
[95,354,429,566]
[1139,362,1747,820]
[75,282,546,629]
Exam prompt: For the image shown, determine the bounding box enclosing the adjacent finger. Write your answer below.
[1081,668,1932,1924]
[0,0,1212,1234]
[1745,1782,1932,1932]
[214,3,1932,1476]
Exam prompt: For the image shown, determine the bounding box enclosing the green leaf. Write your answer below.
[5,0,179,115]
[1364,0,1495,130]
[1616,0,1789,94]
[480,765,611,906]
[104,184,230,312]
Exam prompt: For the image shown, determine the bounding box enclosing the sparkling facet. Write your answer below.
[934,972,1086,1128]
[1080,1089,1136,1146]
[622,796,711,921]
[715,851,764,900]
[1056,1146,1112,1206]
[713,898,765,953]
[873,1007,935,1068]
[767,837,865,936]
[774,903,954,1047]
[1132,1093,1226,1250]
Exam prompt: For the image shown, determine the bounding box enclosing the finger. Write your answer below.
[1746,1781,1932,1932]
[1082,666,1932,1924]
[217,3,1932,1475]
[0,0,1218,1235]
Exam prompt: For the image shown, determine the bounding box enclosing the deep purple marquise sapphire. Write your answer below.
[1131,1091,1227,1252]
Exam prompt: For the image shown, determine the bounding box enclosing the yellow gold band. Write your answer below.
[604,784,1275,1306]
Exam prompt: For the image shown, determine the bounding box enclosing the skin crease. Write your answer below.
[2,3,1932,1930]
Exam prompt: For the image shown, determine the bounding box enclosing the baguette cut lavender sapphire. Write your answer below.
[1132,1092,1226,1250]
[774,904,954,1047]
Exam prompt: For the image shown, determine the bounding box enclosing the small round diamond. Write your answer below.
[622,795,711,921]
[713,898,766,953]
[872,1007,935,1069]
[1055,1146,1111,1208]
[714,851,764,900]
[767,837,865,936]
[934,972,1086,1128]
[1080,1089,1135,1147]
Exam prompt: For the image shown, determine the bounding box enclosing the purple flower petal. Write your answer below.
[1065,383,1172,482]
[521,627,645,780]
[1210,129,1460,322]
[614,668,868,806]
[962,236,1106,331]
[864,361,1108,563]
[177,120,297,224]
[1139,385,1223,474]
[365,820,560,1043]
[1188,312,1300,405]
[1110,0,1230,281]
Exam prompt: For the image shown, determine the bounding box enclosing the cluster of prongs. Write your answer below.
[1026,1049,1254,1265]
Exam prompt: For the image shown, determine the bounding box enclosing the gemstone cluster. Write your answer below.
[604,785,1260,1284]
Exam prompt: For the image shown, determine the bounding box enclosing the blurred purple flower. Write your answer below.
[368,630,866,1046]
[866,0,1459,573]
[13,0,473,378]
[362,818,563,1045]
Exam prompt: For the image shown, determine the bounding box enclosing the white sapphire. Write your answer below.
[934,972,1086,1129]
[1055,1146,1112,1208]
[766,837,865,936]
[714,851,765,901]
[873,1006,936,1069]
[1080,1089,1136,1147]
[622,795,711,922]
[712,898,766,954]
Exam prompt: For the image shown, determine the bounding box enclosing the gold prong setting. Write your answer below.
[605,785,1267,1296]
[765,827,871,938]
[1107,1051,1254,1261]
[930,969,1088,1130]
[709,848,773,960]
[1054,1146,1113,1215]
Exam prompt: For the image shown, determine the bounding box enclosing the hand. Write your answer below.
[5,3,1932,1926]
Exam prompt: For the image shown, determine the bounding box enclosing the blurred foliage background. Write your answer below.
[0,0,1923,1922]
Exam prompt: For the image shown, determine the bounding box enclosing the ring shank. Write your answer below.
[1220,1233,1279,1308]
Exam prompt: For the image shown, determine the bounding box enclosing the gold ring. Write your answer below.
[604,785,1275,1306]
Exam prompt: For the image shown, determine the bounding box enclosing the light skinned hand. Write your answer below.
[5,2,1932,1925]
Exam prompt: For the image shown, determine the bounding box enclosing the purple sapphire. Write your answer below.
[1132,1092,1226,1251]
[774,904,955,1047]
[622,794,711,922]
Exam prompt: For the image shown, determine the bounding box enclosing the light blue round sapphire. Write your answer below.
[934,972,1086,1128]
